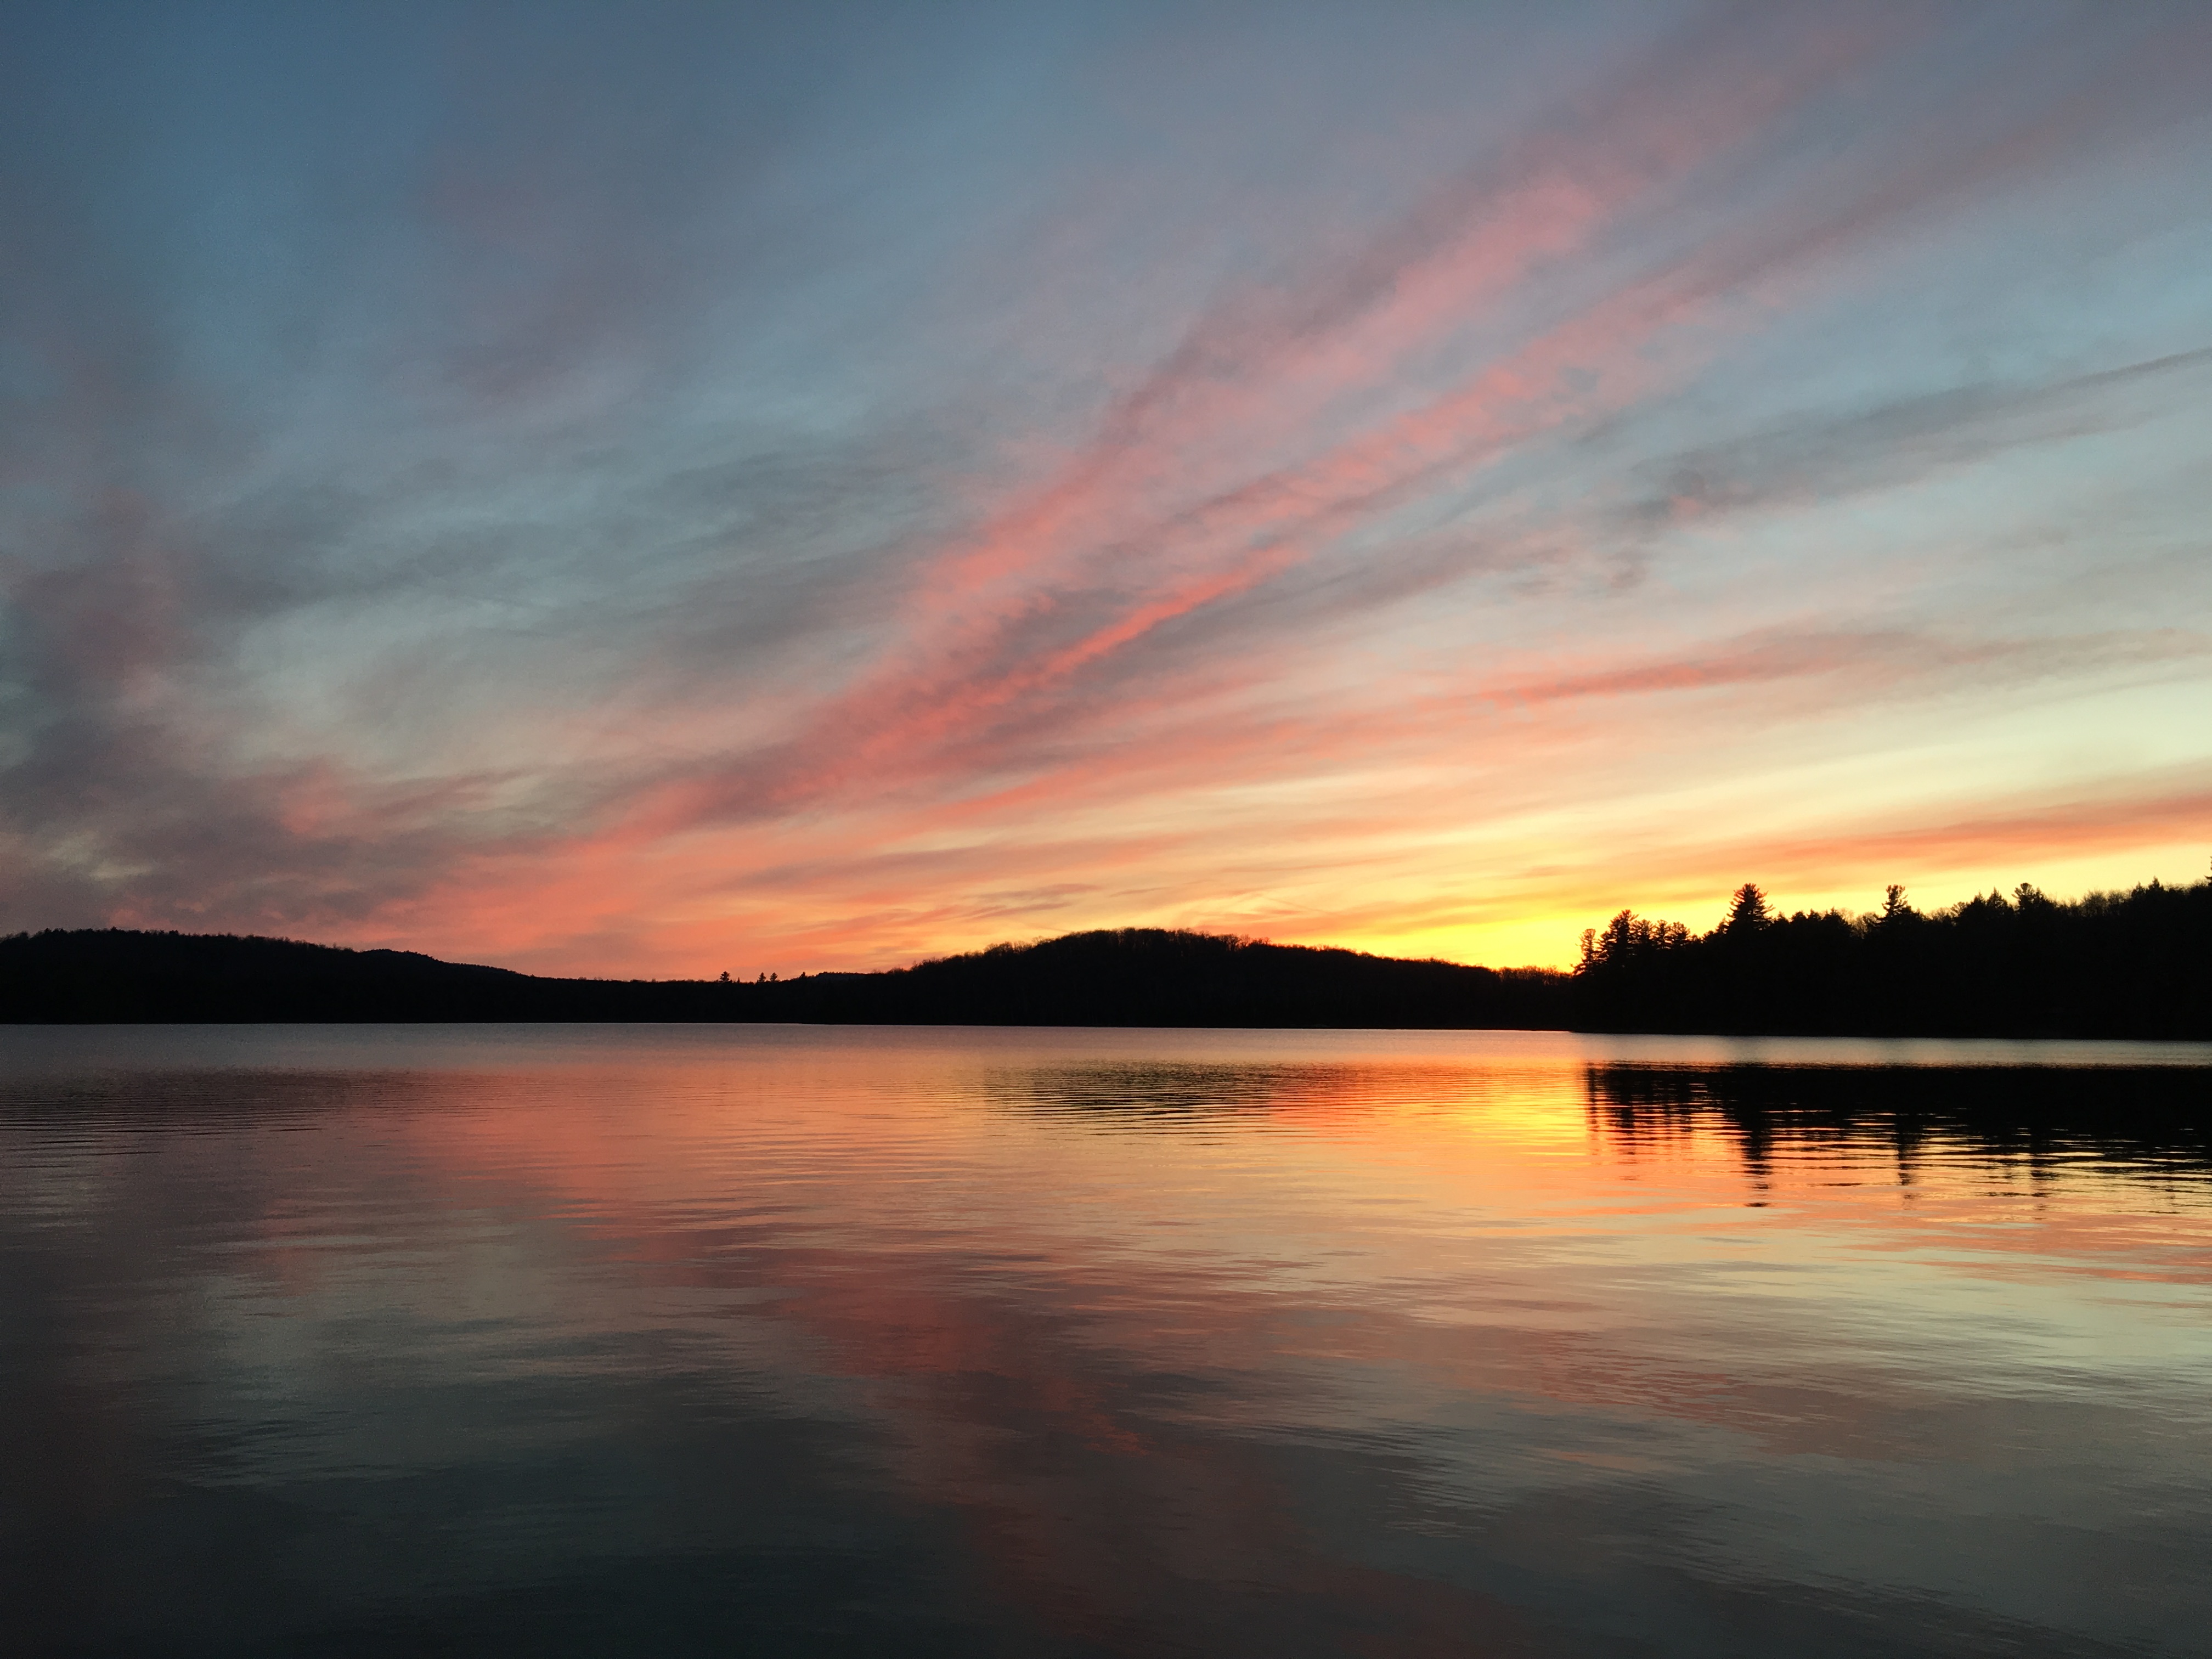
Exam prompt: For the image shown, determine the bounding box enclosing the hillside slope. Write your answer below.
[0,927,1567,1028]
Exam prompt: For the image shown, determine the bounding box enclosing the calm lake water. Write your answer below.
[4,1025,2209,1657]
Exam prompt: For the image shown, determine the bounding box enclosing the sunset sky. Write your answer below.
[4,1,2209,977]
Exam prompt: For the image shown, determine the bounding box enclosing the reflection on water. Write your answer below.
[3,1026,2209,1657]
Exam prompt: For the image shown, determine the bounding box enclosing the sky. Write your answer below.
[3,0,2209,977]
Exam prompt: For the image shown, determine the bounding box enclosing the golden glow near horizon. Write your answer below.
[7,7,2211,975]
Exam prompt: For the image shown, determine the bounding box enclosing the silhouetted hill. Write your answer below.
[0,929,742,1023]
[786,929,1566,1028]
[0,927,1568,1028]
[19,882,2209,1035]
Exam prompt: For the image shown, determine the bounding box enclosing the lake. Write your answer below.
[4,1024,2209,1657]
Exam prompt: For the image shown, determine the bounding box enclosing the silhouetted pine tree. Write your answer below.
[1570,873,2212,1038]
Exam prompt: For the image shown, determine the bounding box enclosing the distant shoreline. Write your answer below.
[1,926,1564,1031]
[7,889,2210,1041]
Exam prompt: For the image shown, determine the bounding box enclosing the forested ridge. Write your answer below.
[1572,877,2212,1040]
[4,874,2209,1037]
[0,926,1562,1028]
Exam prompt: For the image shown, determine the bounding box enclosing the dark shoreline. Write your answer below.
[8,891,2212,1041]
[2,926,1563,1030]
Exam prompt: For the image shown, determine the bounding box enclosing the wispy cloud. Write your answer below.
[3,2,2209,969]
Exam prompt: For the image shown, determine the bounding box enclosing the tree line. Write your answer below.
[7,876,2209,1037]
[1572,874,2212,1039]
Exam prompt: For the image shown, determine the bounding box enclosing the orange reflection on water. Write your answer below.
[354,1036,2212,1545]
[6,1027,2211,1653]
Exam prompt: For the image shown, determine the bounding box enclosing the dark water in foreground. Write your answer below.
[4,1026,2209,1658]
